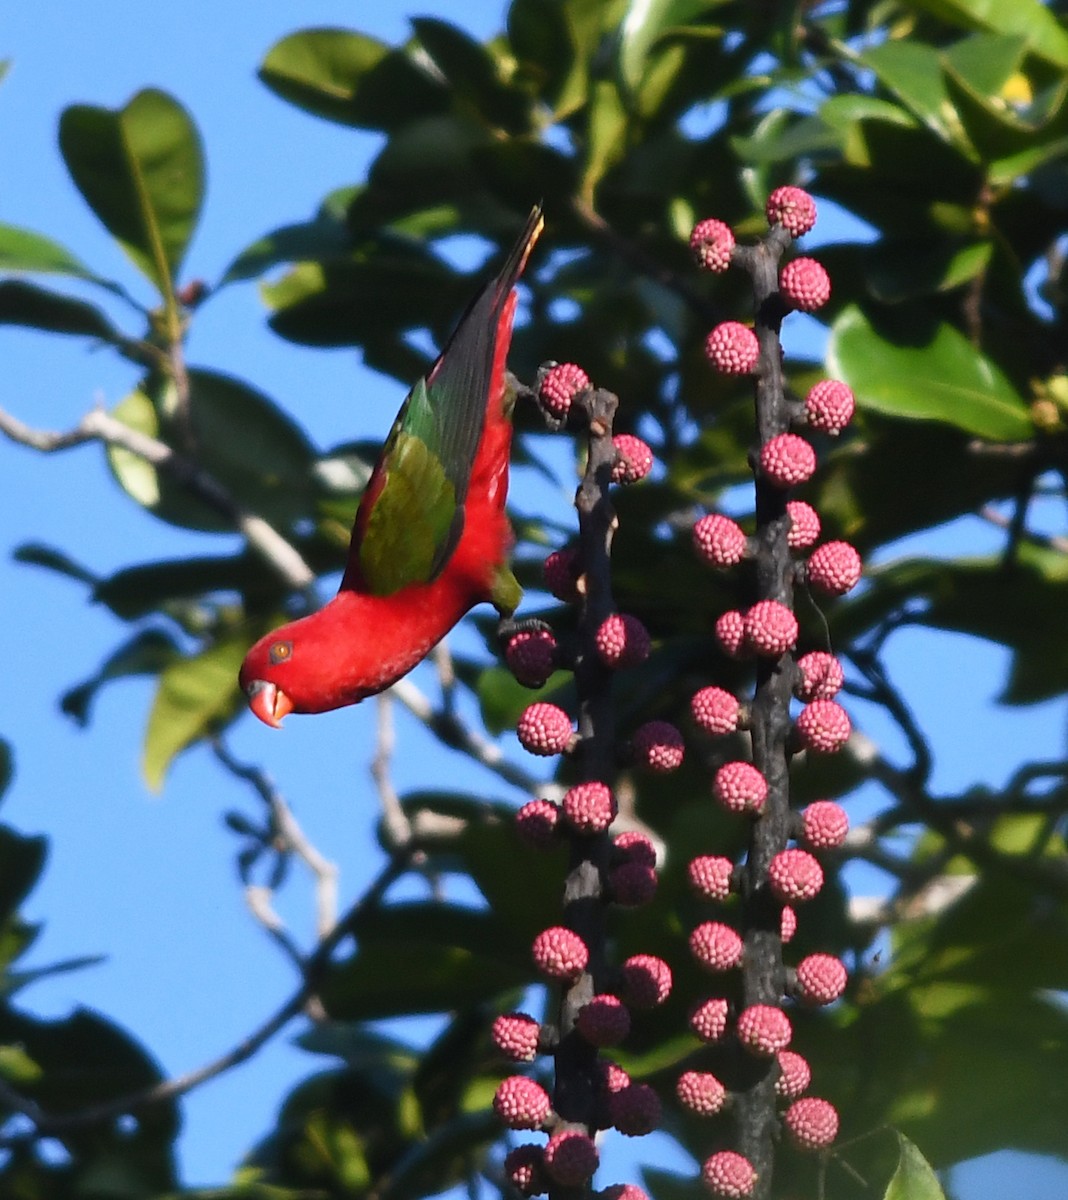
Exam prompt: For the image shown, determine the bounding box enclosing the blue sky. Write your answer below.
[2,3,1066,1196]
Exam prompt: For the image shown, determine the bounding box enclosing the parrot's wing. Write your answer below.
[347,206,543,596]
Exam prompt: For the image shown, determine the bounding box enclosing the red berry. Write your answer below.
[805,379,855,435]
[515,798,561,849]
[705,322,760,375]
[562,780,617,834]
[608,1082,661,1136]
[690,921,744,971]
[504,1144,547,1196]
[779,257,831,312]
[687,854,734,901]
[715,609,748,658]
[612,831,657,868]
[743,599,798,657]
[694,513,748,567]
[599,1186,650,1200]
[766,186,817,237]
[691,686,741,735]
[517,703,574,755]
[677,1070,727,1116]
[493,1075,552,1129]
[795,953,847,1005]
[492,1012,541,1061]
[599,1060,632,1094]
[780,905,797,944]
[610,861,658,906]
[786,500,821,548]
[632,720,685,772]
[784,1096,839,1151]
[801,800,849,849]
[577,994,631,1046]
[690,996,729,1042]
[794,651,844,701]
[736,1004,792,1056]
[701,1150,757,1197]
[690,218,736,272]
[775,1050,811,1099]
[768,849,824,903]
[532,926,589,980]
[506,628,557,688]
[544,1130,599,1184]
[539,362,590,418]
[620,954,673,1008]
[796,699,851,753]
[807,540,862,595]
[760,433,816,488]
[596,613,651,668]
[713,761,768,814]
[544,547,581,601]
[612,434,654,483]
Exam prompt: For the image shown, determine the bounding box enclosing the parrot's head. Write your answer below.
[239,630,299,728]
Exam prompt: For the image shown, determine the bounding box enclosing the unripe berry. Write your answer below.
[775,1050,811,1099]
[785,500,821,548]
[612,831,657,868]
[690,921,744,971]
[504,1144,547,1196]
[612,434,654,483]
[801,800,849,849]
[715,609,747,658]
[562,780,617,834]
[760,433,816,488]
[539,362,590,418]
[701,1150,757,1198]
[544,1130,599,1184]
[620,954,673,1008]
[795,953,848,1005]
[687,854,734,901]
[744,599,798,656]
[493,1075,552,1129]
[532,926,589,980]
[677,1070,727,1116]
[796,699,851,753]
[690,218,735,272]
[691,686,741,735]
[794,651,844,701]
[766,185,817,237]
[543,547,580,601]
[610,861,658,906]
[768,849,824,903]
[596,613,651,668]
[805,379,855,434]
[515,798,561,849]
[517,703,574,755]
[632,720,685,772]
[713,761,768,814]
[779,257,831,312]
[577,994,631,1046]
[492,1013,541,1061]
[693,513,748,567]
[780,905,797,944]
[736,1004,792,1056]
[784,1097,839,1151]
[705,322,760,375]
[608,1082,661,1136]
[690,996,729,1042]
[807,540,862,595]
[506,628,557,688]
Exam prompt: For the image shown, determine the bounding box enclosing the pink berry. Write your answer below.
[515,798,561,849]
[736,1004,792,1056]
[687,854,734,901]
[506,629,557,688]
[805,379,855,434]
[577,994,631,1047]
[766,186,817,237]
[743,599,798,657]
[794,651,844,701]
[532,926,589,980]
[504,1144,547,1196]
[612,831,657,867]
[779,257,831,312]
[493,1075,552,1129]
[596,612,651,668]
[691,686,741,735]
[775,1050,811,1099]
[705,322,760,375]
[768,849,824,903]
[784,1097,839,1151]
[786,500,821,548]
[780,905,797,944]
[517,703,574,755]
[619,954,672,1008]
[599,1186,650,1200]
[693,513,748,567]
[796,699,851,753]
[690,218,736,272]
[632,720,685,772]
[539,362,590,418]
[677,1070,727,1116]
[607,1082,661,1136]
[715,609,748,658]
[796,953,848,1005]
[690,921,744,972]
[713,761,768,814]
[599,1060,632,1095]
[610,861,658,906]
[544,547,581,601]
[701,1150,757,1198]
[562,780,617,834]
[760,433,816,488]
[544,1130,599,1184]
[807,540,862,595]
[690,997,729,1042]
[492,1012,541,1061]
[612,433,654,484]
[801,800,849,849]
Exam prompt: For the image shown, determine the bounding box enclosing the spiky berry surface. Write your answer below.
[504,1144,547,1196]
[713,761,768,814]
[715,609,747,658]
[599,1185,650,1200]
[577,994,632,1046]
[705,321,760,375]
[796,699,851,753]
[532,926,589,980]
[539,362,590,418]
[610,861,658,906]
[517,703,573,756]
[785,1097,840,1151]
[691,686,741,735]
[632,720,685,772]
[779,257,831,311]
[766,185,817,237]
[805,379,855,434]
[736,1004,792,1056]
[543,547,580,601]
[690,996,729,1042]
[613,831,657,867]
[690,218,736,272]
[768,849,824,903]
[515,798,560,849]
[620,954,673,1008]
[562,780,617,834]
[701,1150,757,1198]
[677,1070,727,1116]
[693,513,748,567]
[794,651,844,701]
[801,800,849,849]
[612,434,654,484]
[506,629,557,688]
[608,1082,661,1136]
[600,1061,632,1095]
[796,953,848,1005]
[776,1050,812,1099]
[786,500,821,548]
[544,1130,599,1184]
[744,599,799,656]
[690,921,744,971]
[807,540,862,595]
[492,1012,541,1061]
[493,1075,552,1129]
[687,854,734,900]
[780,905,797,944]
[596,612,651,668]
[760,433,817,487]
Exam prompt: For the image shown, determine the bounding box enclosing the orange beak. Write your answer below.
[245,680,294,729]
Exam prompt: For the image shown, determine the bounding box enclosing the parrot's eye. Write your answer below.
[269,640,293,665]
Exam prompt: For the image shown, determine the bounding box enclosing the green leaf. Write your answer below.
[218,191,355,285]
[865,239,993,302]
[13,541,98,586]
[827,304,1032,441]
[909,0,1068,69]
[0,60,9,87]
[61,629,180,727]
[4,954,106,1000]
[0,828,47,925]
[0,222,97,278]
[862,40,973,152]
[942,32,1028,99]
[59,88,204,295]
[617,0,724,93]
[0,739,11,805]
[883,1135,947,1200]
[0,279,124,341]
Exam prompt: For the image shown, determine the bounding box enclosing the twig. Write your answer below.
[980,503,1068,555]
[372,690,411,851]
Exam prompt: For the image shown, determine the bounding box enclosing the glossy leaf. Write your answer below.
[0,279,123,342]
[883,1135,947,1200]
[865,239,993,302]
[862,40,972,153]
[617,0,724,93]
[909,0,1068,69]
[0,222,96,278]
[218,190,355,285]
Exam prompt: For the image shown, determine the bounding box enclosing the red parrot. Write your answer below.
[239,206,544,727]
